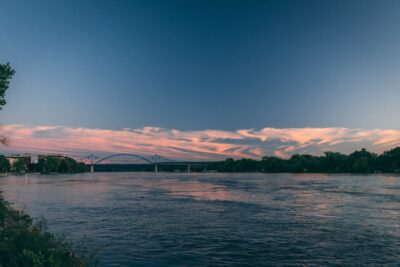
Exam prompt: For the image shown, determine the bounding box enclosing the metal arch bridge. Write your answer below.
[77,153,198,173]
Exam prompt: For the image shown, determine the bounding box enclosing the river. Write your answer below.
[0,172,399,266]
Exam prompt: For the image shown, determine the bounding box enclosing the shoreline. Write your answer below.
[0,192,88,266]
[2,171,400,175]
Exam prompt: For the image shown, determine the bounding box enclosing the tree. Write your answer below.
[376,147,400,172]
[37,156,87,174]
[320,152,348,172]
[0,62,15,109]
[260,156,286,172]
[349,148,376,173]
[0,62,15,146]
[0,155,10,172]
[37,157,60,174]
[12,159,27,174]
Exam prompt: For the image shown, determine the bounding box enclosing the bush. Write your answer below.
[0,193,89,266]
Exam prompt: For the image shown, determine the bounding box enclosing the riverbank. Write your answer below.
[0,192,88,266]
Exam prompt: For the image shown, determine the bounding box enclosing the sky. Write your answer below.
[1,0,400,159]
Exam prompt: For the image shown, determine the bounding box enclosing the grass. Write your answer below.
[0,192,91,267]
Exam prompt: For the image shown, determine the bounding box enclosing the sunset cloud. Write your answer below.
[1,124,400,160]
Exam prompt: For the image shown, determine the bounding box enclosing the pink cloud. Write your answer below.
[1,124,400,160]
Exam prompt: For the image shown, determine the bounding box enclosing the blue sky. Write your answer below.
[1,0,400,158]
[1,0,400,130]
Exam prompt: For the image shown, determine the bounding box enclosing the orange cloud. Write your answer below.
[1,124,400,160]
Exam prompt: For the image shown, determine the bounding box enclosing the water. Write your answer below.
[1,173,400,266]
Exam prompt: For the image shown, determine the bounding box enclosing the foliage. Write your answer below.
[0,193,88,266]
[208,147,400,173]
[0,62,14,146]
[0,155,11,172]
[37,157,87,174]
[13,159,27,173]
[0,62,15,109]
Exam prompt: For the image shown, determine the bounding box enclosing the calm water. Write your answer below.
[1,173,400,266]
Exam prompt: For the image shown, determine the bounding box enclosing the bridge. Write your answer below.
[77,153,206,173]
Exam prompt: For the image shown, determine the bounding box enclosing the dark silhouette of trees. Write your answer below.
[376,147,400,172]
[3,148,400,174]
[0,155,10,172]
[260,156,286,172]
[0,62,15,146]
[208,147,400,173]
[348,148,376,173]
[12,159,27,174]
[0,62,15,110]
[37,156,87,174]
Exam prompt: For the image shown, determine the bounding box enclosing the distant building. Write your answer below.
[6,154,32,166]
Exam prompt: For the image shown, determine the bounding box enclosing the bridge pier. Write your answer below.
[155,164,158,173]
[90,164,94,173]
[187,163,191,173]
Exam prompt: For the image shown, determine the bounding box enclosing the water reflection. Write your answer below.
[0,173,399,266]
[126,178,249,202]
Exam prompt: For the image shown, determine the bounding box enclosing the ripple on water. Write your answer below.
[0,172,399,266]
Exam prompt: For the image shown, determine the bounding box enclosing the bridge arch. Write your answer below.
[93,153,153,165]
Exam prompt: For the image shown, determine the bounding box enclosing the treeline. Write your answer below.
[0,155,87,174]
[208,147,400,173]
[35,157,87,174]
[2,147,400,174]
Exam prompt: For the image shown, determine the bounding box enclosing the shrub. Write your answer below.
[0,193,89,266]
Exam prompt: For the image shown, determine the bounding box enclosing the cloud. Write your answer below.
[1,124,400,160]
